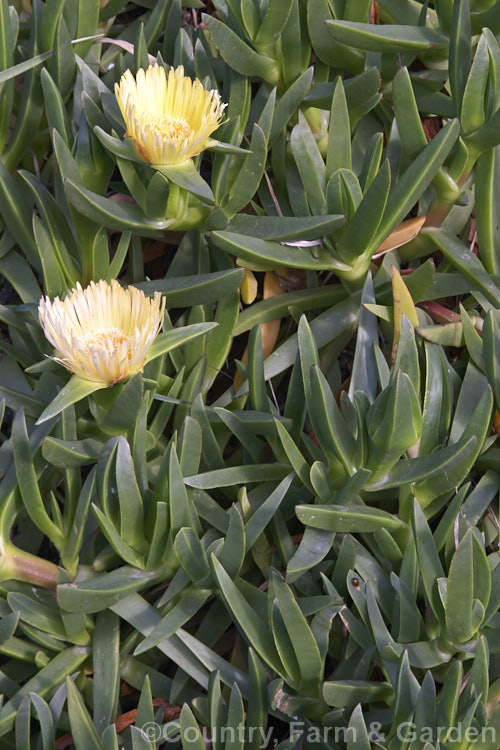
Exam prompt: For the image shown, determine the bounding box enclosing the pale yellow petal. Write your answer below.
[115,64,226,165]
[39,280,165,386]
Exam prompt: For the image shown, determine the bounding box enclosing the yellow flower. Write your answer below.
[39,280,165,385]
[115,64,226,166]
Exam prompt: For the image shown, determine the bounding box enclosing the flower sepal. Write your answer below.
[94,125,145,165]
[95,126,223,226]
[203,138,250,155]
[152,160,216,230]
[148,160,226,230]
[154,160,215,205]
[93,135,216,229]
[88,372,144,436]
[37,374,108,425]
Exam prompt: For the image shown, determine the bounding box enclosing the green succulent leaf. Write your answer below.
[296,504,405,533]
[325,21,448,53]
[445,529,491,643]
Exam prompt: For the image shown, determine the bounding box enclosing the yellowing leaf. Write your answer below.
[392,265,419,359]
[234,269,288,391]
[240,268,258,304]
[363,303,393,323]
[261,270,286,358]
[416,322,464,347]
[235,257,273,272]
[373,216,426,258]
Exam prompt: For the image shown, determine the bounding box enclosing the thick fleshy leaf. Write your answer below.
[475,147,500,275]
[66,677,101,750]
[411,500,445,621]
[211,557,283,674]
[226,213,344,241]
[36,375,107,424]
[93,610,120,735]
[0,647,89,736]
[137,269,244,307]
[64,179,174,231]
[296,504,405,533]
[57,568,159,613]
[185,464,290,489]
[245,474,294,548]
[155,161,215,205]
[372,120,459,248]
[424,227,500,305]
[271,570,323,695]
[323,680,392,707]
[134,587,211,655]
[202,15,279,85]
[367,434,476,492]
[446,529,491,643]
[221,123,268,217]
[449,0,472,116]
[12,409,65,547]
[326,21,448,52]
[146,323,217,363]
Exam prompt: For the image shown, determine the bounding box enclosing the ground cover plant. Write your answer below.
[0,0,499,747]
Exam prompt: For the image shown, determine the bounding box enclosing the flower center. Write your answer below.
[79,327,132,359]
[142,112,193,142]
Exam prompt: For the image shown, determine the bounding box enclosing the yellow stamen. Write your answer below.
[79,328,133,359]
[140,113,193,143]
